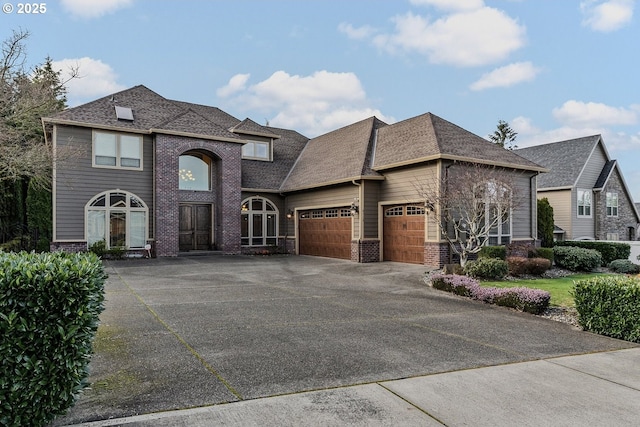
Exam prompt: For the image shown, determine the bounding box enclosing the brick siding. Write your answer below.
[351,239,380,263]
[155,135,242,256]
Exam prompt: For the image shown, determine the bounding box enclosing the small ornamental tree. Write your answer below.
[537,198,554,248]
[415,162,525,267]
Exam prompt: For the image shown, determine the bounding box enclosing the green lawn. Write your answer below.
[480,273,618,307]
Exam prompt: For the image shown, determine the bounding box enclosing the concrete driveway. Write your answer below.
[53,255,636,425]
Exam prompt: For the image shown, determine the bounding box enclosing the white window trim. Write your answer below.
[606,191,618,217]
[241,197,279,246]
[577,189,593,218]
[92,130,143,170]
[85,190,149,249]
[242,140,272,161]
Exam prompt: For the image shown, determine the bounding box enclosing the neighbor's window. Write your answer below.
[242,140,271,161]
[606,192,618,217]
[86,190,148,249]
[93,131,142,169]
[577,189,592,217]
[179,154,211,191]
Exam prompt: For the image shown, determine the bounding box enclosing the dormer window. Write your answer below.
[242,140,271,161]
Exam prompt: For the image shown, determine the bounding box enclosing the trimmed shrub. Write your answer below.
[573,276,640,342]
[478,245,506,260]
[0,251,107,427]
[507,256,551,276]
[608,259,640,274]
[430,274,550,314]
[555,241,630,265]
[464,257,509,280]
[553,245,602,272]
[535,247,554,264]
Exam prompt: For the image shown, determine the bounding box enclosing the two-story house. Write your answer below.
[43,85,546,267]
[516,135,639,241]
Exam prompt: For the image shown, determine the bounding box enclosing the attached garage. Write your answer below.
[298,208,352,259]
[383,205,426,264]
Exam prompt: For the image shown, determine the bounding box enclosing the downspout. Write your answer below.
[531,173,537,245]
[351,179,362,261]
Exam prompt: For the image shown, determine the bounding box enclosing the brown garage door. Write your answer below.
[299,208,351,259]
[383,205,425,264]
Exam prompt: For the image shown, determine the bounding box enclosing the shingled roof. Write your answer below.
[280,116,386,192]
[242,127,309,191]
[43,85,243,141]
[373,113,546,172]
[515,135,603,189]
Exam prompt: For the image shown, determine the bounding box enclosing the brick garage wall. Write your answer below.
[424,242,450,268]
[351,239,380,263]
[155,135,242,256]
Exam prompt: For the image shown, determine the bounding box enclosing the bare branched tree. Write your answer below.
[415,162,526,267]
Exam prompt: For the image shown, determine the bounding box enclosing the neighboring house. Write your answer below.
[516,135,640,241]
[43,85,545,267]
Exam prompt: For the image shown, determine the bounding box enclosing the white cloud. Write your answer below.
[581,0,634,32]
[372,8,526,67]
[409,0,485,12]
[52,57,126,105]
[338,22,377,40]
[552,100,637,127]
[217,70,394,137]
[61,0,133,19]
[470,62,541,91]
[216,73,250,98]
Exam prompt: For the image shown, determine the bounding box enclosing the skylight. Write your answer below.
[115,105,134,121]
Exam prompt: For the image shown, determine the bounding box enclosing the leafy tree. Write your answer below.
[489,119,518,150]
[415,162,526,267]
[537,198,555,248]
[0,29,75,247]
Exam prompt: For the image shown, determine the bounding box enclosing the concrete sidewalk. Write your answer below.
[52,256,639,426]
[66,347,640,426]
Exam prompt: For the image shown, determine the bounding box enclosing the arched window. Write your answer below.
[86,190,148,249]
[179,153,211,191]
[241,197,278,246]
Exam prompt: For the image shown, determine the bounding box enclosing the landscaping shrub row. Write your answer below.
[555,241,630,265]
[506,256,551,276]
[553,245,602,272]
[573,275,640,343]
[607,259,640,274]
[0,251,107,427]
[430,274,550,314]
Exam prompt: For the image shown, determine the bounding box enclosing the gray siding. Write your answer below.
[379,163,438,202]
[511,172,536,240]
[362,180,380,239]
[54,125,154,241]
[572,143,606,239]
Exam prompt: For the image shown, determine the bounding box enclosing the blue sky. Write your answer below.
[4,0,640,198]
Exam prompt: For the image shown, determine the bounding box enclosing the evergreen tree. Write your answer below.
[537,198,555,248]
[489,120,518,150]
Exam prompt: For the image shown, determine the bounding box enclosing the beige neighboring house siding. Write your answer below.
[539,189,572,239]
[53,125,154,242]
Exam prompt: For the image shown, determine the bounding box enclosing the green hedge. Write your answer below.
[553,245,602,271]
[573,276,640,343]
[464,257,509,280]
[608,259,640,274]
[555,241,630,265]
[0,251,107,427]
[478,245,506,260]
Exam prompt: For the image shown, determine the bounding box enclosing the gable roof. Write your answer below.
[514,135,602,189]
[594,160,616,191]
[231,118,280,139]
[280,117,387,192]
[373,113,546,172]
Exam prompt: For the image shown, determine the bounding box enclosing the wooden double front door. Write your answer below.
[179,204,213,251]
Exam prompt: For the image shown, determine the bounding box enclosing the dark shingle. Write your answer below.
[515,135,602,189]
[280,117,386,192]
[594,160,616,190]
